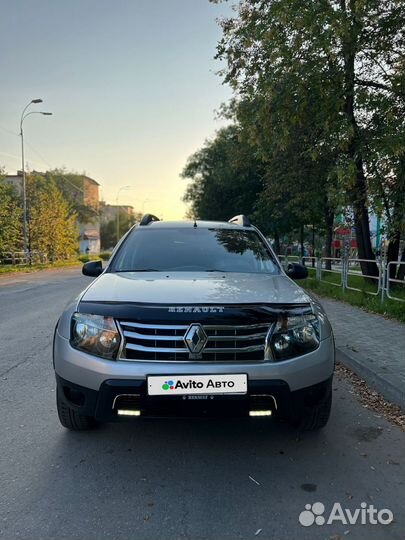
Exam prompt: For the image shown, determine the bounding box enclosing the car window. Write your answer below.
[110,227,279,274]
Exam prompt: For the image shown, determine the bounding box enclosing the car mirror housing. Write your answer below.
[82,260,103,277]
[285,262,308,280]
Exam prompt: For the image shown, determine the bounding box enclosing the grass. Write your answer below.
[302,267,405,323]
[0,258,83,275]
[0,252,112,275]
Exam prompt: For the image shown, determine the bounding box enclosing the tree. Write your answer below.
[0,174,23,255]
[182,125,264,221]
[214,0,405,277]
[230,94,337,260]
[26,173,78,260]
[42,169,99,224]
[363,55,405,277]
[100,210,137,250]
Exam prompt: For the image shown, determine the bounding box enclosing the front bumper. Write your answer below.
[54,330,334,420]
[54,331,335,393]
[56,373,333,421]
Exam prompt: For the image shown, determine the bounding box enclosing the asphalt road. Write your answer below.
[0,267,404,540]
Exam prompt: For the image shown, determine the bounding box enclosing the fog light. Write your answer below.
[117,409,141,416]
[249,410,272,417]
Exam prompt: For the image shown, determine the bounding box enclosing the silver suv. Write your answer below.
[53,215,334,430]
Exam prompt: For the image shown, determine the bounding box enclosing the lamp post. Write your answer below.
[116,185,132,244]
[20,99,53,259]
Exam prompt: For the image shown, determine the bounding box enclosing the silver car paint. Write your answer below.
[79,271,312,305]
[54,330,334,392]
[55,222,334,395]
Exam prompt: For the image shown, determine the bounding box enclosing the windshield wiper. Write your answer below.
[205,269,230,272]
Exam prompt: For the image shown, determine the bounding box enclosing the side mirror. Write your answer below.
[82,260,103,277]
[286,262,308,280]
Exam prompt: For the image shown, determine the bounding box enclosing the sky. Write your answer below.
[0,0,234,219]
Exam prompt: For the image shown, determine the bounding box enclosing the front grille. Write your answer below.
[118,321,272,362]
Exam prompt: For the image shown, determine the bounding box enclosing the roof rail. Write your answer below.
[139,214,160,226]
[228,214,251,227]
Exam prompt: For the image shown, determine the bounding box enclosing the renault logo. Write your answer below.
[184,323,208,355]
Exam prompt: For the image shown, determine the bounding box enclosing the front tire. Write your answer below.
[299,390,332,431]
[288,383,332,431]
[57,388,97,431]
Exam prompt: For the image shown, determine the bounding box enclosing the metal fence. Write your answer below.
[0,251,49,265]
[0,251,74,265]
[280,255,405,304]
[1,249,404,304]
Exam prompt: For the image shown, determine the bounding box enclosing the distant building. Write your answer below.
[3,171,23,195]
[82,176,100,209]
[100,202,135,224]
[79,176,100,255]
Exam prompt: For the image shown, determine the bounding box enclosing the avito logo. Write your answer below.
[299,502,394,527]
[161,378,236,391]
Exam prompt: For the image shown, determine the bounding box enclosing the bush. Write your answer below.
[99,252,112,261]
[78,255,101,263]
[78,255,90,263]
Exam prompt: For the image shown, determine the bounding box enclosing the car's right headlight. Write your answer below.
[70,312,121,360]
[265,314,320,361]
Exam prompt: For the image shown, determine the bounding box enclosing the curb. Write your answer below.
[336,347,405,411]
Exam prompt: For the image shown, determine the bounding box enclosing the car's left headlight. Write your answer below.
[70,313,121,360]
[265,314,320,361]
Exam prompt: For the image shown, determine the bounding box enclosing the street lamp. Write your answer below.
[19,99,53,259]
[116,185,132,244]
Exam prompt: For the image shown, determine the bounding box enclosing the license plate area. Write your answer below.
[147,374,247,396]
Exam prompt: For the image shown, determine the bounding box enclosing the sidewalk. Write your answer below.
[317,296,405,410]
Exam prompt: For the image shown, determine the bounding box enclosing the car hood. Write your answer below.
[80,272,311,306]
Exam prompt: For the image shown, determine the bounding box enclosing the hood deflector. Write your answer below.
[78,301,313,325]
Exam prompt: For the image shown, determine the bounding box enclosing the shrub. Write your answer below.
[99,252,112,261]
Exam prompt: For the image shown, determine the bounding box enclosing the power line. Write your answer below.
[0,124,18,137]
[24,140,84,193]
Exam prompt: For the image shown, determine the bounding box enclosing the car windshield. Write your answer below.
[110,227,279,274]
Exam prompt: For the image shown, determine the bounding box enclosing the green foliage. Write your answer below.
[0,167,102,262]
[78,254,100,263]
[212,0,405,271]
[181,125,264,222]
[99,252,112,261]
[0,259,82,274]
[43,169,99,224]
[100,210,136,250]
[0,175,23,253]
[27,173,78,260]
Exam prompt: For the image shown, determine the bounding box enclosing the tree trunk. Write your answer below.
[341,0,378,278]
[324,206,334,271]
[351,159,378,277]
[311,224,315,267]
[274,230,280,255]
[386,230,400,279]
[300,225,304,263]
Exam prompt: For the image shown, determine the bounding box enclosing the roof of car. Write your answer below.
[139,220,252,230]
